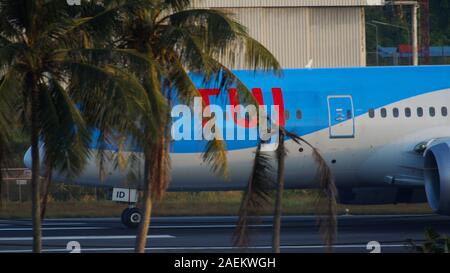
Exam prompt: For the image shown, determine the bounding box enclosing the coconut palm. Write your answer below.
[107,0,281,253]
[0,0,154,252]
[234,127,338,253]
[0,0,89,252]
[36,0,149,220]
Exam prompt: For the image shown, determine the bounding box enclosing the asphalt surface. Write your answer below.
[0,214,449,253]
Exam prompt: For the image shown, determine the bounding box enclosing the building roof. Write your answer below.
[191,0,385,8]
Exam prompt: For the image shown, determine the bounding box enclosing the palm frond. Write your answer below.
[0,68,22,103]
[240,36,282,75]
[114,137,129,173]
[0,101,12,208]
[165,8,246,43]
[0,42,29,70]
[165,56,201,104]
[312,147,337,251]
[124,151,144,188]
[95,141,112,183]
[0,0,36,35]
[284,128,337,251]
[35,17,94,50]
[160,26,258,106]
[37,0,154,48]
[38,79,91,178]
[0,72,21,207]
[233,141,274,247]
[162,0,190,11]
[53,47,160,70]
[164,8,281,73]
[202,138,229,179]
[69,62,154,125]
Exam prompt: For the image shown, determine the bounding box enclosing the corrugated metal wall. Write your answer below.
[310,7,366,67]
[215,7,366,68]
[228,7,311,68]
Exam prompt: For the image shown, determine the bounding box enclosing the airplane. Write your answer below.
[24,65,450,228]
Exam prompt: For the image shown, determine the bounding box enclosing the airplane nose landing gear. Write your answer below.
[121,207,142,228]
[112,188,141,228]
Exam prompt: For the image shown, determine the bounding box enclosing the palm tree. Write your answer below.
[234,127,338,253]
[0,0,153,252]
[108,0,281,253]
[0,0,89,252]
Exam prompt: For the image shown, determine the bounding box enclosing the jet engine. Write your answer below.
[424,140,450,215]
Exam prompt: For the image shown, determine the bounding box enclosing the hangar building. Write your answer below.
[191,0,386,68]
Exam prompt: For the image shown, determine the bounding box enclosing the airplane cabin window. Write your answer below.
[380,108,387,118]
[296,110,302,120]
[393,108,399,118]
[368,109,375,118]
[285,110,290,120]
[405,107,411,117]
[442,107,448,117]
[417,107,423,117]
[430,107,436,117]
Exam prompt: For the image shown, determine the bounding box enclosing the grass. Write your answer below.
[0,191,433,219]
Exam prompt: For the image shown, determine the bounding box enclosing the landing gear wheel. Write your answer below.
[121,208,131,226]
[121,207,142,228]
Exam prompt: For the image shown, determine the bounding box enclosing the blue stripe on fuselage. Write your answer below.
[91,65,450,153]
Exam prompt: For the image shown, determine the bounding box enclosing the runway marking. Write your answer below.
[76,244,408,251]
[0,227,108,231]
[42,223,88,226]
[5,214,435,222]
[0,222,88,226]
[0,235,174,241]
[0,224,273,231]
[150,224,273,229]
[0,244,408,253]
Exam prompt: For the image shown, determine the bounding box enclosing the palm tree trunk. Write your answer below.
[135,154,152,253]
[40,162,52,219]
[272,131,285,253]
[30,78,42,253]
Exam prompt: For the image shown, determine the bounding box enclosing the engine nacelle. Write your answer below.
[424,140,450,215]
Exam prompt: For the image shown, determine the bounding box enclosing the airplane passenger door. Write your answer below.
[327,95,355,138]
